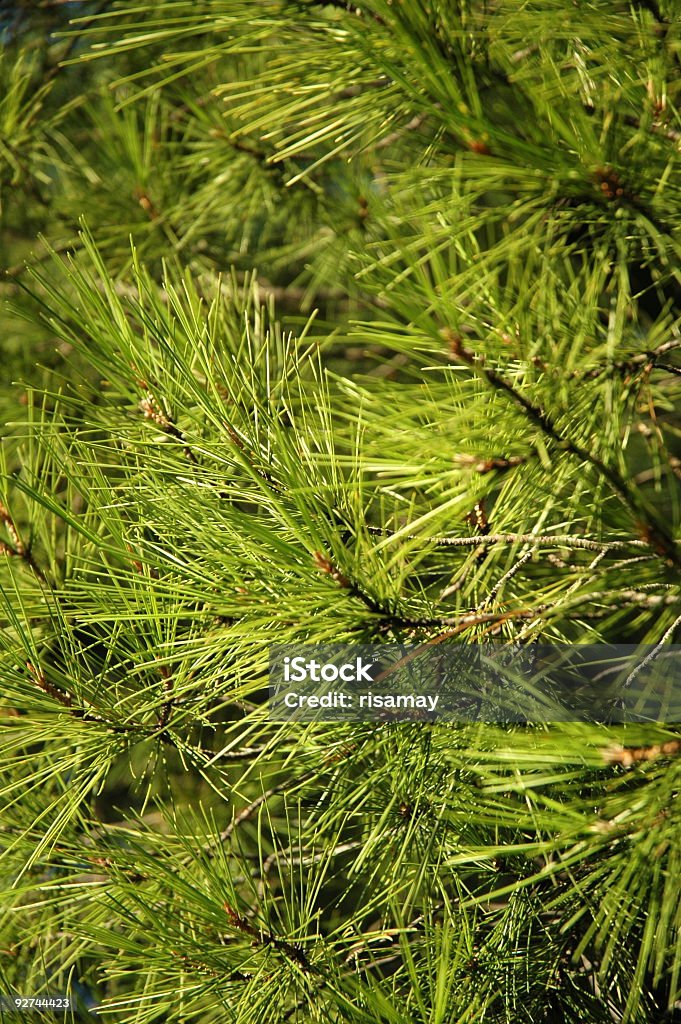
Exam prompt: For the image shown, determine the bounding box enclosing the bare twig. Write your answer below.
[604,738,681,767]
[478,550,534,610]
[624,612,681,686]
[219,784,289,845]
[427,534,647,551]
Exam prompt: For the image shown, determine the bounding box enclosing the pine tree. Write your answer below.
[2,2,681,1021]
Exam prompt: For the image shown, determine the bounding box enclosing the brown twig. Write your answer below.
[312,549,440,629]
[604,738,681,767]
[157,664,174,732]
[139,391,198,464]
[0,502,48,583]
[26,661,73,708]
[224,902,319,974]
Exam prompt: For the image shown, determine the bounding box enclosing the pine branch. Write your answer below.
[25,660,72,708]
[5,6,681,1019]
[157,664,174,733]
[312,549,439,628]
[218,784,288,845]
[223,902,319,975]
[139,391,198,464]
[443,329,681,570]
[0,502,48,584]
[24,660,180,743]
